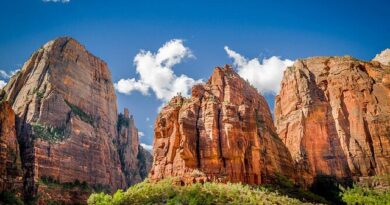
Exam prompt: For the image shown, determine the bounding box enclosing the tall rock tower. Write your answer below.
[150,65,295,185]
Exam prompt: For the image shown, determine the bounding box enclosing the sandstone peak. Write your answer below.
[372,48,390,65]
[150,65,295,185]
[2,37,151,203]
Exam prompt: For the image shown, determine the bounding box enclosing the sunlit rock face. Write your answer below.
[3,37,151,202]
[150,65,295,185]
[275,56,390,186]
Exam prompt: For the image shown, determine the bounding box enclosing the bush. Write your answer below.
[39,176,90,191]
[341,185,390,205]
[0,191,24,205]
[32,123,67,143]
[88,178,312,205]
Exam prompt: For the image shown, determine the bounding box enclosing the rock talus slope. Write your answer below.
[275,55,390,185]
[150,65,295,184]
[2,37,151,201]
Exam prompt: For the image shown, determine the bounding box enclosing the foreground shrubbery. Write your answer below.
[341,185,390,205]
[88,178,314,205]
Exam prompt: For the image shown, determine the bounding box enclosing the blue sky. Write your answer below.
[0,0,389,146]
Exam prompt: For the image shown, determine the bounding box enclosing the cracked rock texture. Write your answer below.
[150,65,295,185]
[2,37,151,202]
[275,56,390,185]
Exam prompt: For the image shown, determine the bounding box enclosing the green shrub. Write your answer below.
[341,185,390,205]
[88,193,113,205]
[0,191,24,205]
[88,178,312,205]
[32,123,67,143]
[32,87,45,99]
[39,176,90,191]
[64,100,94,125]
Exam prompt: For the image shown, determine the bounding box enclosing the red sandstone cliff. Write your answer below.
[2,37,151,203]
[0,94,22,194]
[275,55,390,185]
[150,65,295,185]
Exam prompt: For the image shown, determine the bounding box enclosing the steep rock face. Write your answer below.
[275,56,390,185]
[3,37,150,201]
[150,65,295,185]
[117,108,152,185]
[0,98,22,193]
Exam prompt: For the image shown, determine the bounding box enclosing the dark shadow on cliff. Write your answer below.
[309,175,352,205]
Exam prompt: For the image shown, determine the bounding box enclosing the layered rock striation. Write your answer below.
[2,37,151,201]
[150,65,295,185]
[275,55,390,185]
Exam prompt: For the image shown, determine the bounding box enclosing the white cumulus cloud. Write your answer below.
[42,0,70,3]
[0,80,6,89]
[115,39,202,102]
[224,46,294,94]
[141,143,153,152]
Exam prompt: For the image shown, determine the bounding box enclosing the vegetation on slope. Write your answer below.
[64,100,94,125]
[341,175,390,205]
[88,178,316,205]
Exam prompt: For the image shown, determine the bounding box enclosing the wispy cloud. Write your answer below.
[115,39,202,103]
[42,0,70,3]
[224,46,294,94]
[0,69,19,79]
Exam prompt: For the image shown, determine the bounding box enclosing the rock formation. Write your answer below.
[2,37,151,202]
[0,93,22,193]
[275,55,390,185]
[150,65,295,185]
[117,108,152,185]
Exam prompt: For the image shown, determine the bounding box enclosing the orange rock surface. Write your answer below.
[275,56,390,185]
[150,65,295,184]
[2,37,151,201]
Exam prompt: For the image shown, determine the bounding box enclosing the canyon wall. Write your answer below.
[150,65,295,185]
[2,37,151,202]
[275,55,390,185]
